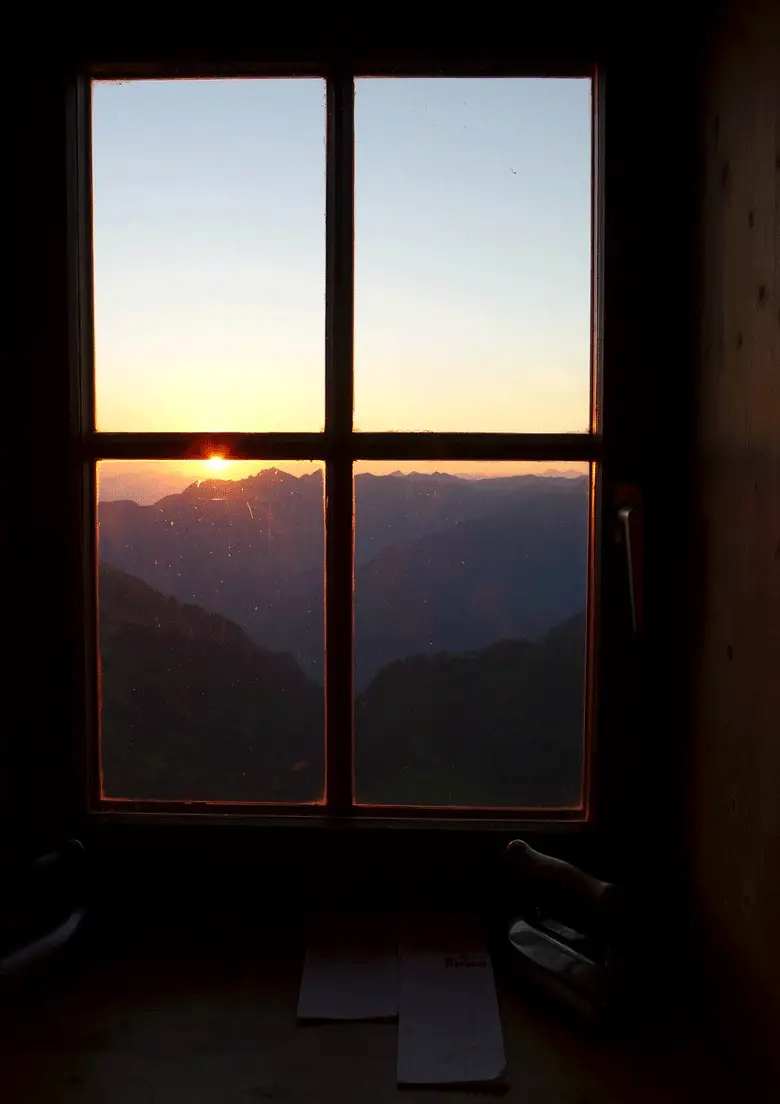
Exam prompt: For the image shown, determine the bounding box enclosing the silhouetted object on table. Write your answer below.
[0,840,88,987]
[505,839,626,1030]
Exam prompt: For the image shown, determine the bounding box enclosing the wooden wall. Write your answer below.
[690,0,780,1086]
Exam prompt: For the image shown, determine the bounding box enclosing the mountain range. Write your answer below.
[100,565,584,808]
[99,564,323,803]
[98,468,589,689]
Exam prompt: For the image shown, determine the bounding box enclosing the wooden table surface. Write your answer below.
[0,916,739,1103]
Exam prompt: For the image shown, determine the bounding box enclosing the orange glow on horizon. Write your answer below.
[205,455,230,472]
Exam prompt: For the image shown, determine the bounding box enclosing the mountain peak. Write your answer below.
[254,466,296,484]
[180,466,303,500]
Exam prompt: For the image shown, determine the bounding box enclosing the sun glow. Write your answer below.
[205,455,230,472]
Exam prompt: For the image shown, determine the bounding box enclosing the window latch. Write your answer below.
[616,487,643,635]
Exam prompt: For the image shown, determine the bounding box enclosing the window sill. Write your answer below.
[88,808,590,833]
[81,809,603,916]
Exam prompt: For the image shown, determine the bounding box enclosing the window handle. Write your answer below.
[617,493,643,635]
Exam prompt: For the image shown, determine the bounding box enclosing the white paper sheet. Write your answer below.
[397,913,507,1087]
[297,912,398,1022]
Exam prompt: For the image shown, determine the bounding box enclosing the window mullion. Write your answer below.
[324,74,355,813]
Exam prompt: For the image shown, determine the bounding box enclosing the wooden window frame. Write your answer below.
[68,60,611,833]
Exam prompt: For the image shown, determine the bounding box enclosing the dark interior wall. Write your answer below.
[0,717,9,875]
[599,49,702,903]
[690,0,780,1085]
[12,63,85,868]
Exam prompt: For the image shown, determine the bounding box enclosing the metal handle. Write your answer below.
[615,485,643,635]
[618,506,638,633]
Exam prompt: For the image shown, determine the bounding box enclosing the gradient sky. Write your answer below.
[92,76,592,451]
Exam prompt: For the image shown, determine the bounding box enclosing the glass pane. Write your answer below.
[97,460,324,802]
[92,79,325,432]
[354,462,589,807]
[354,78,592,432]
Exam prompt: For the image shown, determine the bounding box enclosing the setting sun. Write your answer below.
[205,455,230,472]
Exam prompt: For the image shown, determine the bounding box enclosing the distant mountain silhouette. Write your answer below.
[99,471,589,689]
[99,567,585,809]
[99,565,323,802]
[98,467,325,630]
[99,467,195,504]
[354,487,587,685]
[353,470,577,560]
[356,612,585,807]
[271,480,588,686]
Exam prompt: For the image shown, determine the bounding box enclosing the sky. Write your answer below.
[92,76,592,488]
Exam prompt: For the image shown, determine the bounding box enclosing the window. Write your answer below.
[80,66,602,820]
